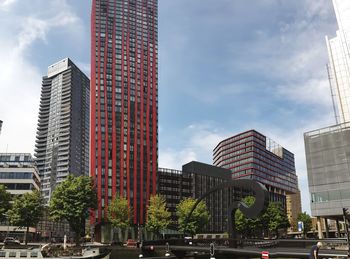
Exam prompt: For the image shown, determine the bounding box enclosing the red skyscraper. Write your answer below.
[91,0,158,239]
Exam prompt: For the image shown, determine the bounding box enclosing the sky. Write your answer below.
[0,0,340,214]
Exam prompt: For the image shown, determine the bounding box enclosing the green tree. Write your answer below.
[0,184,12,222]
[262,202,290,238]
[297,212,312,237]
[176,197,209,236]
[235,196,262,238]
[145,194,171,238]
[8,190,44,245]
[107,196,131,242]
[49,175,97,245]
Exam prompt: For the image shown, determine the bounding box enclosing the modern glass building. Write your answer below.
[213,130,298,208]
[90,0,158,236]
[326,0,350,123]
[305,123,350,218]
[34,58,90,203]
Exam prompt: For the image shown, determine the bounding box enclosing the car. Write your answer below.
[125,239,137,247]
[4,237,20,246]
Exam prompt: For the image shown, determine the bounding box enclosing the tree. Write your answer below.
[145,194,171,238]
[235,196,263,238]
[107,196,131,242]
[8,190,44,245]
[297,212,312,237]
[49,175,97,245]
[176,197,210,236]
[262,202,290,238]
[0,184,12,222]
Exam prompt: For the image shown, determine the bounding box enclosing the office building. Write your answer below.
[156,168,192,231]
[90,0,158,237]
[213,130,298,208]
[305,123,350,222]
[158,162,234,233]
[286,189,302,232]
[34,58,90,203]
[0,153,40,195]
[326,0,350,123]
[0,153,40,240]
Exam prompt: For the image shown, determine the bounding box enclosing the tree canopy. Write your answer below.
[0,184,12,222]
[235,196,262,237]
[262,202,290,237]
[145,194,171,237]
[297,211,312,237]
[49,175,97,244]
[176,197,210,236]
[8,190,44,245]
[107,196,131,231]
[235,196,289,238]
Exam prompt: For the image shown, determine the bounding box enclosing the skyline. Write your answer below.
[0,0,340,214]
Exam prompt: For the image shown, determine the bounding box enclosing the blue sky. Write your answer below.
[0,0,339,213]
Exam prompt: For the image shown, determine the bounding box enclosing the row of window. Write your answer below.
[0,172,33,179]
[311,188,350,203]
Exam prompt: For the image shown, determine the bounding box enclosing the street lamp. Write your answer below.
[2,213,10,239]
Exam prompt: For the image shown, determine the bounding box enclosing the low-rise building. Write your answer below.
[0,153,40,241]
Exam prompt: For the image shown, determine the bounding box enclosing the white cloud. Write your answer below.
[0,0,17,11]
[276,78,333,107]
[0,0,80,154]
[159,122,229,169]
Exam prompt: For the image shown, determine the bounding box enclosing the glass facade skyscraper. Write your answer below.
[326,0,350,123]
[90,0,158,232]
[35,58,90,203]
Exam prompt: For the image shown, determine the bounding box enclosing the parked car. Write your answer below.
[125,239,137,247]
[4,237,20,246]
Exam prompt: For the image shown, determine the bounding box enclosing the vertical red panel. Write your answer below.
[133,0,139,224]
[103,3,109,220]
[145,22,151,207]
[126,8,131,205]
[139,2,145,224]
[90,0,97,225]
[152,4,157,193]
[111,0,117,198]
[120,0,125,198]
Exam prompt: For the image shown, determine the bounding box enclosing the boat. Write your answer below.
[0,246,110,259]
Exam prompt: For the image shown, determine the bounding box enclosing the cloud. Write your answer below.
[0,0,17,11]
[0,0,80,154]
[276,78,333,108]
[159,122,229,169]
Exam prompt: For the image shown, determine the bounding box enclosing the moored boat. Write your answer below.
[0,246,110,259]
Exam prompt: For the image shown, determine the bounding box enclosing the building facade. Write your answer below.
[183,161,232,233]
[156,168,192,231]
[0,153,40,195]
[305,123,350,218]
[326,0,350,123]
[213,130,298,208]
[286,189,302,232]
[90,0,158,233]
[0,153,40,241]
[34,58,90,203]
[158,162,233,233]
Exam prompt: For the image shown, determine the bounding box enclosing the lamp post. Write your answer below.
[2,213,10,239]
[342,208,350,258]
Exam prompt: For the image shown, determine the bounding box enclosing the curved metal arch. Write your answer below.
[184,179,269,243]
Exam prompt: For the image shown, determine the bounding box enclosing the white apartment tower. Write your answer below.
[327,0,350,123]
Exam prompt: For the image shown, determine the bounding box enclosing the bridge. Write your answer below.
[140,238,349,258]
